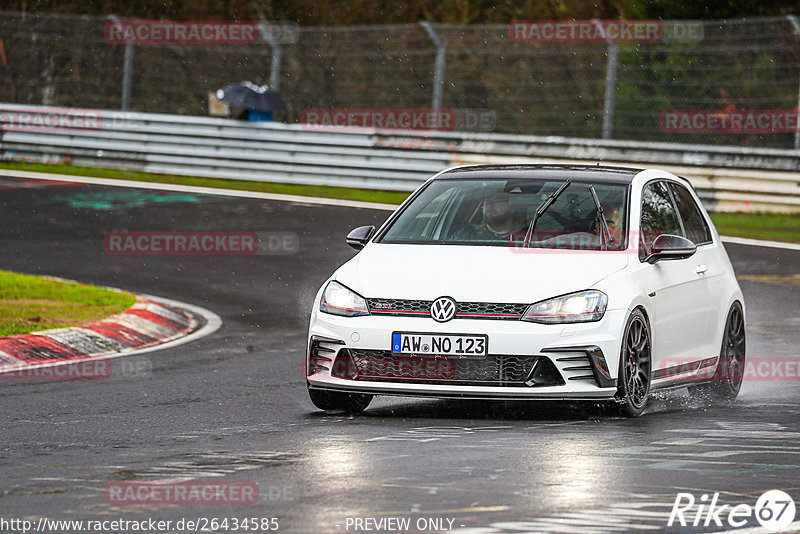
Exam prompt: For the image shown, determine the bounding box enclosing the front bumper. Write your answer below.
[306,305,628,400]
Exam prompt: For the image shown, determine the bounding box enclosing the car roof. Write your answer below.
[436,164,642,184]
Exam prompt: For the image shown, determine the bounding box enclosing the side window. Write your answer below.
[640,181,683,260]
[668,183,712,245]
[385,186,459,241]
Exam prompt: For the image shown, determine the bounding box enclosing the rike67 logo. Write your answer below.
[668,490,796,532]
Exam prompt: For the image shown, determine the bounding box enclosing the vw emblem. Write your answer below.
[430,297,457,322]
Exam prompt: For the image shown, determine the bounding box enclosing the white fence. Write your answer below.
[2,104,800,212]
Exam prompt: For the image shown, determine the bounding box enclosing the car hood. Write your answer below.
[334,244,629,304]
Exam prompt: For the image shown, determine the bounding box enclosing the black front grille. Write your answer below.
[367,299,529,320]
[369,298,430,314]
[331,349,564,387]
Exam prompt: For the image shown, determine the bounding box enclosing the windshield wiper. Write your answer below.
[588,184,611,251]
[524,180,571,247]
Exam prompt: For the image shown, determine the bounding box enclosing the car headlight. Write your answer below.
[522,290,608,324]
[319,281,370,317]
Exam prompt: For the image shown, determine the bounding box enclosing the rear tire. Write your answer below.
[689,302,745,401]
[308,388,372,414]
[615,309,652,417]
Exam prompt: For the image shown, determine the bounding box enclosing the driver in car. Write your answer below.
[600,197,624,248]
[455,192,527,243]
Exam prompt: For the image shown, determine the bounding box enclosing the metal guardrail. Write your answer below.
[374,131,800,172]
[2,104,800,212]
[0,104,450,191]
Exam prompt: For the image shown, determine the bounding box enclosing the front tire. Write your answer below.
[690,302,745,401]
[308,388,372,414]
[615,309,652,417]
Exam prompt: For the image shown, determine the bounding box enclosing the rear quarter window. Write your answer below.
[668,182,712,245]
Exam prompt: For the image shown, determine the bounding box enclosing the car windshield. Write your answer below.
[379,178,629,250]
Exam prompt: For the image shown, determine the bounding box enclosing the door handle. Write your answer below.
[695,264,708,275]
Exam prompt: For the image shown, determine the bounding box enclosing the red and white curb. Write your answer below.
[0,293,221,377]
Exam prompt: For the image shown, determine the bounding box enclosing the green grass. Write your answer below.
[709,212,800,243]
[0,161,410,205]
[3,160,800,243]
[0,271,136,336]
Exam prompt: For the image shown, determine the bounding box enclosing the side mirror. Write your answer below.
[645,234,696,264]
[346,226,376,250]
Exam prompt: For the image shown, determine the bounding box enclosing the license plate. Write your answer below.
[391,332,487,357]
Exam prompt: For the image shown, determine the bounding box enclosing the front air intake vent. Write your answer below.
[331,350,565,387]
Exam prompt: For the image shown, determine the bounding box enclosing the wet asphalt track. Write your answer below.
[1,177,799,534]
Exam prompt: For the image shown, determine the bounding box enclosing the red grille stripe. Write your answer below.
[456,312,522,318]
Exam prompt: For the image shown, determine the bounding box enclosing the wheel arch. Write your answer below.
[625,299,653,336]
[714,295,745,357]
[611,302,652,386]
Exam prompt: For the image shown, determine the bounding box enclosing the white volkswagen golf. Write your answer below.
[306,165,745,416]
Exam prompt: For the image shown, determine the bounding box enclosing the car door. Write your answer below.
[632,180,711,375]
[666,181,720,361]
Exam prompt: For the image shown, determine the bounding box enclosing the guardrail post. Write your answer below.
[593,20,618,140]
[786,15,800,150]
[108,15,134,111]
[602,42,618,139]
[420,22,446,112]
[121,42,134,111]
[262,24,283,91]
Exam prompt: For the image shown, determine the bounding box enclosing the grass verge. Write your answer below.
[2,161,799,243]
[0,161,411,205]
[709,212,800,244]
[0,271,136,336]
